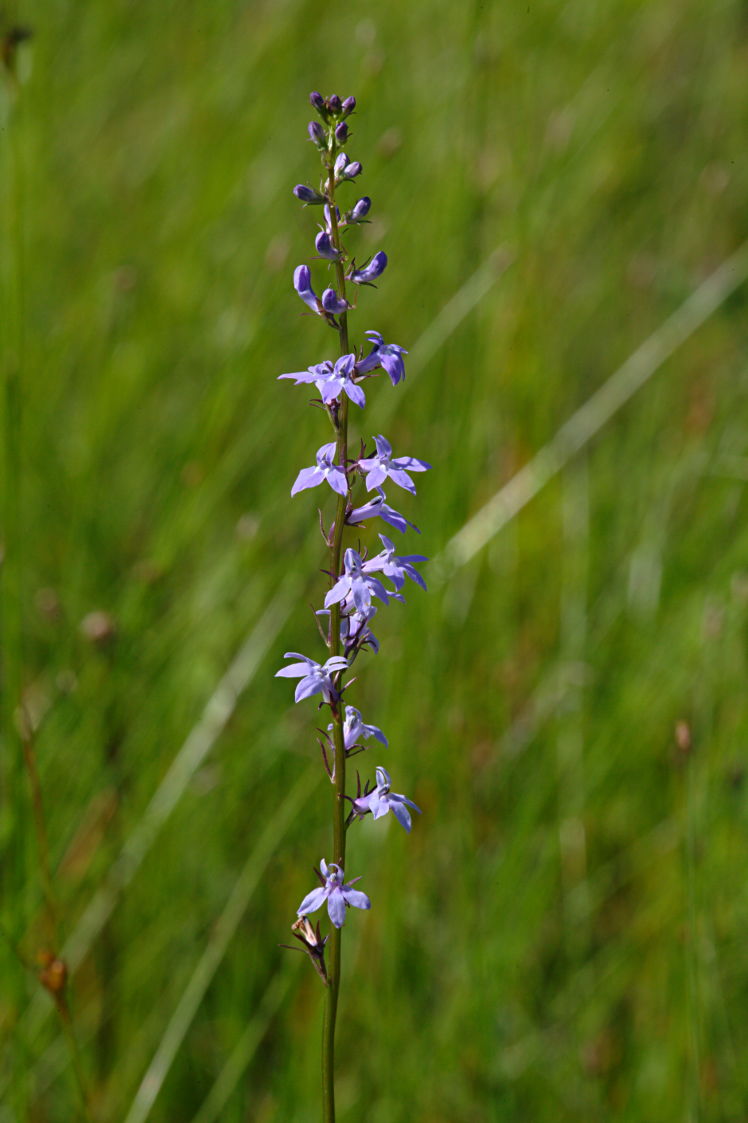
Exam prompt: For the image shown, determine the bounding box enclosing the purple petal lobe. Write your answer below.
[294,678,323,702]
[297,887,328,916]
[342,888,371,911]
[327,890,346,928]
[291,466,324,495]
[390,801,413,831]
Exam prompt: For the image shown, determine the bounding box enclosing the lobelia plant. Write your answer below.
[275,92,429,1121]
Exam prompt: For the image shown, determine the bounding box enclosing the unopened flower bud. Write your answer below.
[293,184,325,205]
[321,288,351,315]
[308,121,326,148]
[333,153,363,183]
[315,231,341,261]
[327,94,342,115]
[341,96,356,117]
[348,196,371,223]
[335,122,349,144]
[348,251,387,286]
[309,91,326,113]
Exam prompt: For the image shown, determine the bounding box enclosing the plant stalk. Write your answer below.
[321,150,351,1123]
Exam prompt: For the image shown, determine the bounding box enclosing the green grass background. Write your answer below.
[2,0,748,1119]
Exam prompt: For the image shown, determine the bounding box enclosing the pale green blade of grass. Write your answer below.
[436,239,748,574]
[406,248,515,383]
[189,966,299,1123]
[15,577,298,1057]
[123,767,312,1123]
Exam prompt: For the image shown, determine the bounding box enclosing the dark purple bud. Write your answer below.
[348,251,387,285]
[327,94,342,115]
[342,96,356,117]
[335,121,349,144]
[321,288,351,315]
[310,91,326,112]
[348,196,371,223]
[334,154,363,183]
[315,231,341,261]
[293,184,325,205]
[294,264,321,313]
[308,121,326,148]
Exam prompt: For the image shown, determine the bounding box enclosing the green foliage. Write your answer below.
[2,0,748,1119]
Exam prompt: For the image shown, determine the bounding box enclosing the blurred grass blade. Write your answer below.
[407,247,514,379]
[18,578,298,1051]
[123,768,312,1123]
[436,240,748,574]
[190,966,299,1123]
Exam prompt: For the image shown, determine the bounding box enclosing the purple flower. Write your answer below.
[275,652,348,703]
[316,605,381,654]
[297,860,371,929]
[321,288,351,316]
[345,197,371,224]
[341,96,356,116]
[347,251,387,286]
[352,767,421,831]
[293,265,321,314]
[278,354,365,408]
[327,94,342,114]
[291,442,348,497]
[335,121,349,143]
[363,534,427,591]
[356,331,408,386]
[348,488,420,535]
[315,231,341,260]
[340,705,388,750]
[325,547,390,613]
[309,91,326,112]
[358,434,431,494]
[293,184,325,205]
[343,605,380,653]
[317,354,365,407]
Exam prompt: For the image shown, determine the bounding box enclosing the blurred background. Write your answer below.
[2,1,748,1119]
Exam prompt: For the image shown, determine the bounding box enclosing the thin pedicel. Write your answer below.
[276,92,429,1122]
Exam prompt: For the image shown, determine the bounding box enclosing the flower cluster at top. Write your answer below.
[275,92,428,956]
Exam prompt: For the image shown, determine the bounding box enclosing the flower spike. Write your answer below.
[278,94,428,1111]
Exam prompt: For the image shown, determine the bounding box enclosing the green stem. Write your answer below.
[321,146,352,1123]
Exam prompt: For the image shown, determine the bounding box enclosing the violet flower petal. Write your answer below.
[291,466,324,495]
[297,887,328,915]
[342,888,371,911]
[327,890,346,928]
